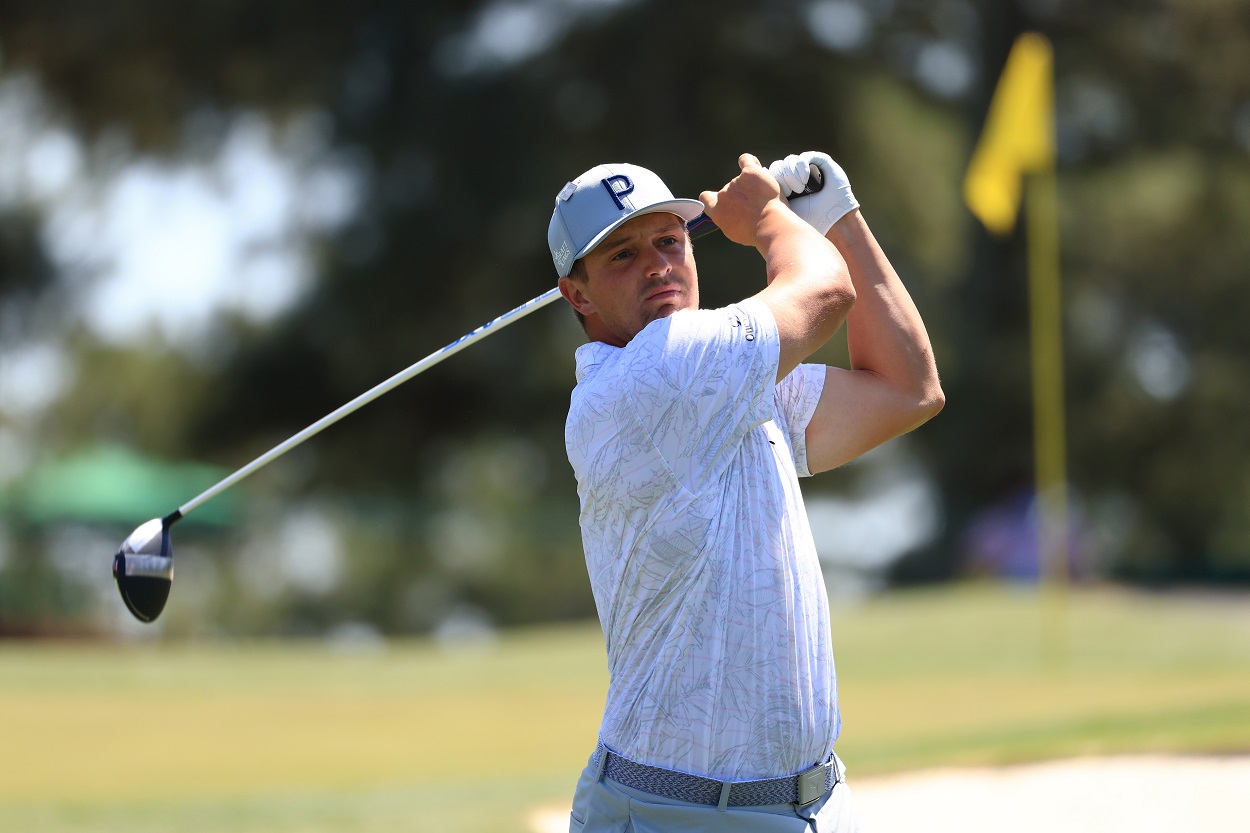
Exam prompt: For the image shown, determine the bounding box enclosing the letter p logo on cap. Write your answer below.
[547,163,704,278]
[601,175,634,210]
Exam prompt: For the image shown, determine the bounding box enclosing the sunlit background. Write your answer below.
[3,0,1247,643]
[1,2,1249,830]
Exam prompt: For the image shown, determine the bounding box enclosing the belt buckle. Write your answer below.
[796,763,827,806]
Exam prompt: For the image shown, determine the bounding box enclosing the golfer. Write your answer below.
[550,152,943,831]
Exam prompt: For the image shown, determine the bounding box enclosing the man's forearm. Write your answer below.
[754,202,856,380]
[827,211,943,413]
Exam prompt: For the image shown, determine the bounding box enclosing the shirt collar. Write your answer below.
[573,340,618,383]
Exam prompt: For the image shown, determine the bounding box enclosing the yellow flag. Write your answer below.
[964,33,1055,236]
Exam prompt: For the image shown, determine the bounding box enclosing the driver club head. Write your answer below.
[113,517,174,623]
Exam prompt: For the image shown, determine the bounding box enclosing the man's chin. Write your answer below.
[647,293,697,319]
[643,304,685,327]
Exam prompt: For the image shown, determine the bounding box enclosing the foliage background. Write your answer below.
[1,0,1249,638]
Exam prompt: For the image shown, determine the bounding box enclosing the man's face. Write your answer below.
[559,212,699,347]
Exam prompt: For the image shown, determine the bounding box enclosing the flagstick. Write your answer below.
[963,31,1069,665]
[1026,165,1069,668]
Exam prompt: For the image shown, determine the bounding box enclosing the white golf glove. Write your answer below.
[768,151,859,236]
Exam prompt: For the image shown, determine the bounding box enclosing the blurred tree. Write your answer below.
[3,0,1250,636]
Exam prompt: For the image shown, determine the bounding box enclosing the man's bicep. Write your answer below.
[804,366,937,473]
[755,280,835,380]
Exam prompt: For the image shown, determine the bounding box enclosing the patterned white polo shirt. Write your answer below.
[565,297,839,783]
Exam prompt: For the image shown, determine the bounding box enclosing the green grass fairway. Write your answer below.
[2,584,1248,832]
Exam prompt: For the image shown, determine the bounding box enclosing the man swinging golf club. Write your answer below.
[551,151,944,831]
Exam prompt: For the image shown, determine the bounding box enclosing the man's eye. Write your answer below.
[659,236,679,246]
[610,250,631,262]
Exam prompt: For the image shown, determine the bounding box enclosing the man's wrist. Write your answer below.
[824,208,865,249]
[753,199,802,250]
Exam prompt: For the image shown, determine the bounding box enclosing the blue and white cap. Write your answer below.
[547,163,705,278]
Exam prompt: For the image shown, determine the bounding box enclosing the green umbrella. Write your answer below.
[8,445,238,527]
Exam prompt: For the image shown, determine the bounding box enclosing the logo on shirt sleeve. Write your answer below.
[727,311,756,342]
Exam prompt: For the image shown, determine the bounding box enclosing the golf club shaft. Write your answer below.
[169,174,824,522]
[173,286,564,521]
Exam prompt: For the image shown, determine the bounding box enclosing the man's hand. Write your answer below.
[698,154,785,248]
[768,151,859,236]
[704,153,856,383]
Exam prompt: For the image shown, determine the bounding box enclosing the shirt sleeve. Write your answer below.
[620,297,780,493]
[774,363,827,478]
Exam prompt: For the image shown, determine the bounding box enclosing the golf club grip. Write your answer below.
[687,162,825,240]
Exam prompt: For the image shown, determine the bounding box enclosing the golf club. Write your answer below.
[113,163,824,622]
[112,285,562,622]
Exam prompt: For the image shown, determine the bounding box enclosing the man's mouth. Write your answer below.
[644,284,683,303]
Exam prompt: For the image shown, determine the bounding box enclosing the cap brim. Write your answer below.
[571,198,707,265]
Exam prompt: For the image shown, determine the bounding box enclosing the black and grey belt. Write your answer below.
[591,743,840,809]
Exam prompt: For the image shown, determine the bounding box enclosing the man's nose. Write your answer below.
[641,244,672,277]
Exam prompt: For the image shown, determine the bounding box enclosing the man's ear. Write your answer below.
[558,276,596,317]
